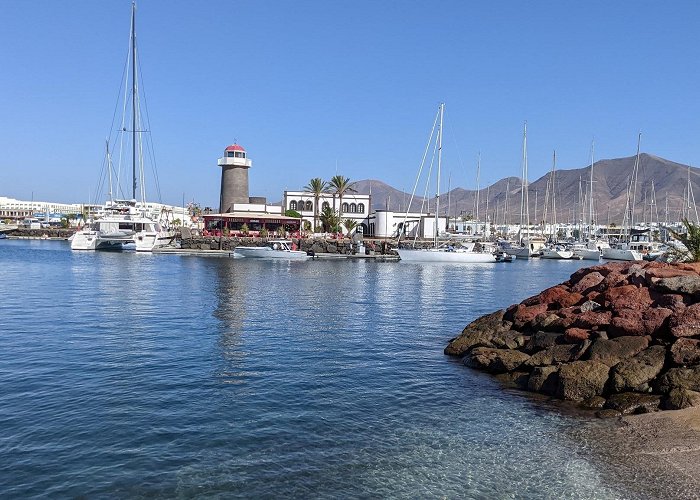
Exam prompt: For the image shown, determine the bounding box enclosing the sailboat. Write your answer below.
[573,141,607,260]
[601,134,647,261]
[505,122,546,258]
[397,104,499,263]
[72,2,175,252]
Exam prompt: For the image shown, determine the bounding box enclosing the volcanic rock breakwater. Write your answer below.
[445,261,700,417]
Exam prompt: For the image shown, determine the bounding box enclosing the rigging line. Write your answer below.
[136,54,163,203]
[398,106,439,246]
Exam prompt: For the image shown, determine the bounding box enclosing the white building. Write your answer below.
[283,190,371,233]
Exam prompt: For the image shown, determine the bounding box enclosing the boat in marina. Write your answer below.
[572,240,607,260]
[71,2,175,252]
[396,103,501,263]
[234,240,310,260]
[540,245,579,260]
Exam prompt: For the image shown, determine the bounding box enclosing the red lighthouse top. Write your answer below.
[225,144,246,152]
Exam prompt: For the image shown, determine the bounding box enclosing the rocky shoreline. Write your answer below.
[446,260,700,417]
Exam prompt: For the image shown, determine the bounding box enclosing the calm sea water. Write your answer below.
[1,240,625,498]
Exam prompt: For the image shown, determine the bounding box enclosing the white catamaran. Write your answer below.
[72,2,175,252]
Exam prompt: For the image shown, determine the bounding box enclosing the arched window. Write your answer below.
[305,201,313,211]
[298,200,305,211]
[290,201,297,210]
[322,201,330,210]
[350,203,357,213]
[358,203,365,214]
[342,203,349,213]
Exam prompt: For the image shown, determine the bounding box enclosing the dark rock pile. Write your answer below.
[445,261,700,417]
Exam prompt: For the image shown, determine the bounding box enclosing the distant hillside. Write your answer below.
[352,153,700,224]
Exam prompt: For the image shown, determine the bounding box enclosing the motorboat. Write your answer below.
[601,233,656,262]
[234,239,310,260]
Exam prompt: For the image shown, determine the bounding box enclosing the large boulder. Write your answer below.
[445,310,511,356]
[663,388,700,410]
[572,310,612,330]
[608,308,671,338]
[464,347,531,374]
[604,392,661,415]
[511,303,549,330]
[527,366,559,395]
[571,271,606,294]
[651,274,700,296]
[587,336,650,367]
[610,345,666,392]
[668,303,700,338]
[604,285,653,313]
[491,330,528,350]
[670,338,700,366]
[525,342,590,368]
[521,285,582,309]
[523,331,564,353]
[655,366,700,394]
[556,360,611,401]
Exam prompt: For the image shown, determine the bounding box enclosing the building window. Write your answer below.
[298,200,305,211]
[305,201,313,211]
[350,203,357,213]
[322,202,330,210]
[227,151,235,158]
[358,203,365,214]
[290,201,297,210]
[234,152,246,158]
[342,203,349,213]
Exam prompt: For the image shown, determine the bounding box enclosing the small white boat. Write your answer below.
[540,245,578,260]
[234,240,310,260]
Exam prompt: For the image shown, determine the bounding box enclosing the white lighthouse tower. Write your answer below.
[218,144,252,213]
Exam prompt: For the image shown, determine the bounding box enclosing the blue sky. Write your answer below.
[1,1,700,207]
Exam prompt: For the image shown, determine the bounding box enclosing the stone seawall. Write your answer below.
[181,236,398,255]
[445,261,700,417]
[7,228,75,239]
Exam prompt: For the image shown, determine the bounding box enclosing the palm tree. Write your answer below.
[343,218,358,236]
[319,206,340,233]
[304,177,328,232]
[329,175,357,218]
[669,218,700,262]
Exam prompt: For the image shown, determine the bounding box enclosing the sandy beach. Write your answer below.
[573,408,700,499]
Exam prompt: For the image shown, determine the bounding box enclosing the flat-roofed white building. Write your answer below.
[283,190,371,233]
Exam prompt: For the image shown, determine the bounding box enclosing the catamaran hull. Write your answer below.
[134,231,177,252]
[397,248,497,263]
[541,249,578,259]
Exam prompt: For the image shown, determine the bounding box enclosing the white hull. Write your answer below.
[397,248,497,263]
[573,248,601,260]
[541,248,576,259]
[601,247,643,261]
[234,245,310,260]
[508,247,538,258]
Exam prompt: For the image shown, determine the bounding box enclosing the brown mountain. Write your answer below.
[354,153,700,224]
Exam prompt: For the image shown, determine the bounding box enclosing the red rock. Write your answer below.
[605,285,653,313]
[678,263,700,274]
[656,293,688,313]
[609,310,646,337]
[564,328,591,342]
[602,271,628,289]
[642,307,672,337]
[569,265,615,284]
[669,303,700,338]
[573,310,613,330]
[512,303,548,330]
[671,338,700,366]
[571,272,605,294]
[645,268,696,279]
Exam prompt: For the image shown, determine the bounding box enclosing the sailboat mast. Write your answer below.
[434,103,444,247]
[131,1,137,200]
[519,122,529,241]
[475,152,481,223]
[630,132,641,232]
[588,140,595,231]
